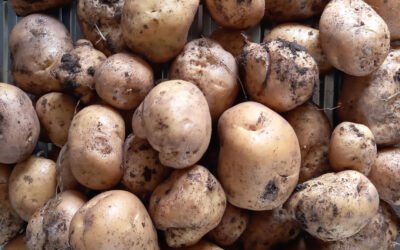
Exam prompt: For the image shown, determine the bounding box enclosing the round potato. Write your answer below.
[210,28,250,58]
[68,105,125,190]
[8,156,57,221]
[170,38,239,121]
[176,240,223,250]
[286,170,380,241]
[11,0,71,16]
[320,0,390,76]
[149,165,226,248]
[56,144,82,191]
[0,83,40,164]
[218,101,301,210]
[132,80,212,169]
[365,0,400,41]
[264,0,329,22]
[70,190,159,250]
[9,14,73,95]
[4,235,26,250]
[95,53,154,110]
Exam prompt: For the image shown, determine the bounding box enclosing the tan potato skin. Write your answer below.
[132,80,212,169]
[210,28,250,58]
[286,170,380,241]
[56,144,82,191]
[68,105,125,190]
[11,0,71,16]
[69,190,159,250]
[365,0,400,41]
[149,165,226,248]
[218,101,301,210]
[176,240,223,250]
[9,14,73,95]
[264,0,329,22]
[122,0,200,63]
[95,53,154,110]
[320,0,390,76]
[205,0,265,29]
[8,156,57,221]
[4,235,27,250]
[0,83,40,164]
[170,38,239,121]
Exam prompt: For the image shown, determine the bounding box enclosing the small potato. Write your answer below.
[329,122,377,175]
[95,53,154,110]
[9,14,73,95]
[122,0,200,63]
[365,0,400,41]
[320,0,390,76]
[170,38,239,121]
[132,80,211,169]
[68,105,125,190]
[208,203,249,246]
[26,190,87,250]
[176,240,223,250]
[210,28,250,58]
[56,144,81,191]
[11,0,70,16]
[8,156,57,221]
[0,83,40,164]
[69,190,159,250]
[4,235,27,250]
[286,170,380,241]
[149,165,226,248]
[205,0,265,29]
[264,0,329,22]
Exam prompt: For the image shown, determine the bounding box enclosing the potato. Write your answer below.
[286,170,380,241]
[11,0,70,16]
[9,14,73,95]
[70,190,159,250]
[122,134,170,198]
[284,102,331,183]
[242,208,300,250]
[218,102,301,210]
[365,0,400,41]
[264,0,329,22]
[210,28,250,58]
[95,53,154,110]
[68,105,125,190]
[149,165,226,248]
[56,144,82,191]
[208,203,249,246]
[132,80,211,169]
[328,122,377,175]
[205,0,264,29]
[0,165,24,245]
[121,0,200,63]
[240,40,318,112]
[8,156,57,221]
[176,240,223,250]
[319,0,390,76]
[338,49,400,146]
[264,23,332,74]
[170,38,239,121]
[4,235,26,250]
[0,83,40,164]
[26,190,86,250]
[77,0,126,56]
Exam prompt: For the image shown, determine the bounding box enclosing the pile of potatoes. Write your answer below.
[2,0,400,249]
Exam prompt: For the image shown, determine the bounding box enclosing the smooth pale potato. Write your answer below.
[69,190,159,250]
[0,83,40,164]
[68,105,125,190]
[26,190,87,250]
[284,102,331,183]
[286,170,380,241]
[4,235,27,250]
[122,0,200,63]
[264,0,329,22]
[365,0,400,41]
[8,156,57,221]
[338,49,400,146]
[320,0,390,76]
[205,0,264,29]
[9,14,73,95]
[11,0,71,16]
[210,28,250,58]
[149,165,226,248]
[175,240,223,250]
[218,101,301,210]
[56,144,82,191]
[170,38,239,121]
[95,53,154,110]
[132,80,212,169]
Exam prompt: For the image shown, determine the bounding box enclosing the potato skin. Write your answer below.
[286,170,380,241]
[210,28,250,58]
[56,144,82,191]
[11,0,71,16]
[69,190,159,250]
[176,240,223,250]
[218,102,301,210]
[122,0,200,63]
[365,0,400,41]
[4,235,27,250]
[264,0,329,22]
[0,83,40,164]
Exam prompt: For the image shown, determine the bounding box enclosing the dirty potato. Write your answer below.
[210,28,250,58]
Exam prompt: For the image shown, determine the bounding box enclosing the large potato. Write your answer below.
[170,38,239,121]
[68,105,125,190]
[132,80,211,169]
[286,170,380,241]
[9,14,73,95]
[11,0,70,16]
[264,0,329,22]
[320,0,390,76]
[56,144,82,191]
[70,190,159,250]
[0,83,40,164]
[4,235,26,250]
[365,0,400,41]
[122,0,200,63]
[218,102,301,210]
[210,28,250,58]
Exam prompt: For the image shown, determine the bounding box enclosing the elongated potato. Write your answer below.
[11,0,71,16]
[210,28,250,58]
[365,0,400,41]
[264,0,329,22]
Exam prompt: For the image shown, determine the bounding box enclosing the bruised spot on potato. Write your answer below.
[23,175,33,184]
[87,66,95,76]
[262,180,279,201]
